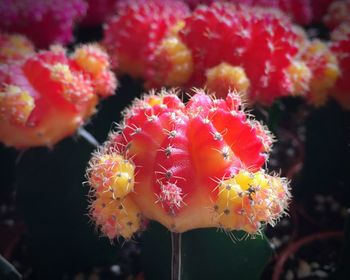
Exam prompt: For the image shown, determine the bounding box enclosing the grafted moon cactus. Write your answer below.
[86,89,290,240]
[0,44,117,148]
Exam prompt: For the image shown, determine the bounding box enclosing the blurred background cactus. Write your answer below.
[1,0,350,279]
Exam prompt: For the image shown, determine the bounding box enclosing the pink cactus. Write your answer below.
[0,0,87,48]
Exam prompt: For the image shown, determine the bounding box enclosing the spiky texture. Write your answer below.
[87,89,290,240]
[178,3,306,105]
[0,0,87,48]
[324,0,350,30]
[329,23,350,109]
[0,33,35,63]
[184,0,333,25]
[0,45,116,148]
[103,0,189,78]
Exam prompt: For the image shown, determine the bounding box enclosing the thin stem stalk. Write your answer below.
[171,232,182,280]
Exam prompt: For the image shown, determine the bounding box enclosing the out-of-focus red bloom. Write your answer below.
[298,40,340,106]
[103,0,189,78]
[81,0,118,26]
[87,89,290,239]
[324,0,350,30]
[178,3,304,105]
[0,0,87,48]
[0,44,117,148]
[329,23,350,109]
[0,33,35,63]
[183,0,334,25]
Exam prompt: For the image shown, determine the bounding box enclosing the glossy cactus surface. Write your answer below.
[87,89,290,239]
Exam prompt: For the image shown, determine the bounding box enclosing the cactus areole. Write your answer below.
[87,89,290,240]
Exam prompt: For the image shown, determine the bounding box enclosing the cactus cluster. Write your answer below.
[103,1,341,107]
[87,89,290,239]
[0,44,116,148]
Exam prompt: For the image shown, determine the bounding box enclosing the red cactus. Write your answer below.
[103,0,189,78]
[87,89,290,239]
[329,23,350,109]
[0,45,117,148]
[178,3,306,105]
[0,0,87,48]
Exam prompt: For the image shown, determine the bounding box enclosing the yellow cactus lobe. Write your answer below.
[88,153,135,199]
[91,193,142,239]
[146,95,163,107]
[73,45,109,77]
[51,63,74,83]
[301,40,340,107]
[205,63,250,99]
[0,34,34,62]
[0,85,34,126]
[287,61,312,95]
[214,170,290,234]
[150,33,193,87]
[50,63,94,104]
[113,197,142,239]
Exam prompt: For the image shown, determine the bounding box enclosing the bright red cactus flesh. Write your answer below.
[0,45,117,148]
[0,0,87,48]
[87,89,290,240]
[103,0,189,78]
